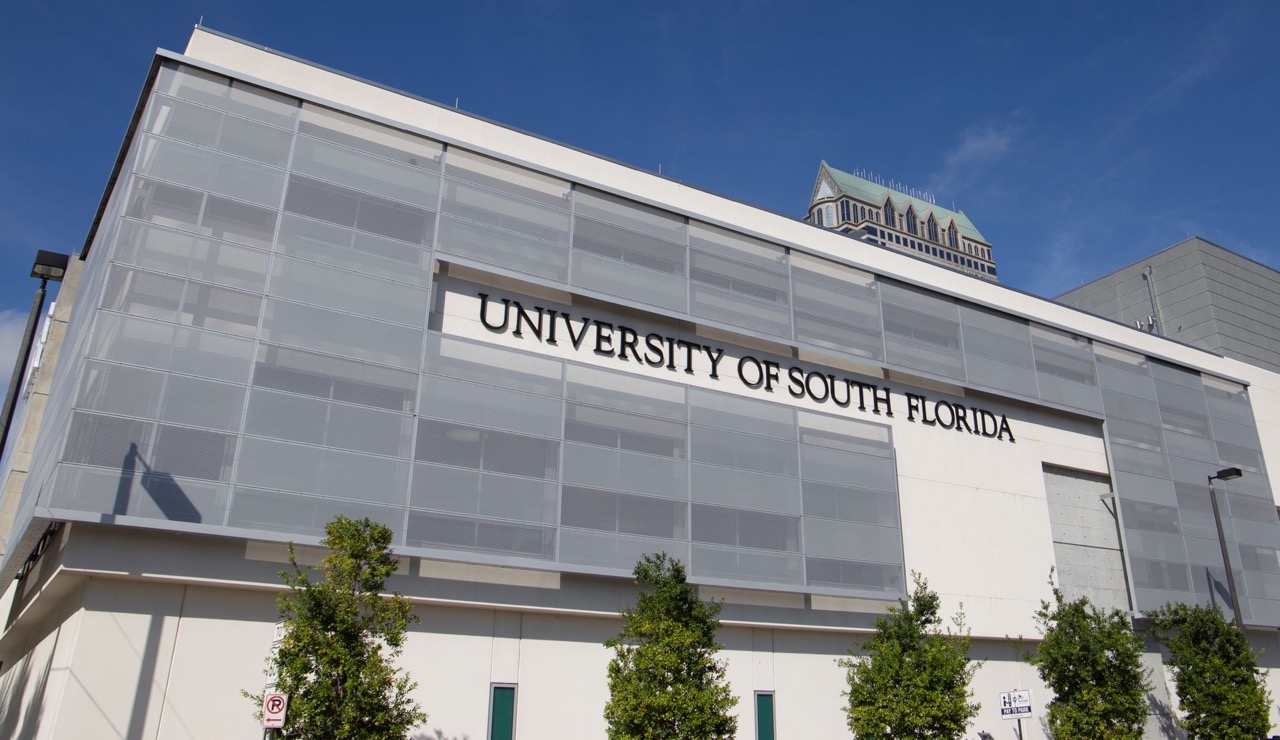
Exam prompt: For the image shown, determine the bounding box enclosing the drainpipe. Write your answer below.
[1141,266,1163,336]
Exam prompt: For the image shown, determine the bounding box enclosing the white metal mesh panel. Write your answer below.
[691,544,803,585]
[292,135,439,207]
[425,334,563,397]
[806,557,903,592]
[283,174,434,246]
[298,103,442,167]
[689,463,800,515]
[405,511,555,558]
[201,196,278,249]
[102,265,184,322]
[254,342,418,413]
[574,187,686,243]
[415,419,559,480]
[560,443,689,500]
[76,360,165,420]
[689,388,793,441]
[62,411,155,468]
[260,298,424,370]
[410,463,557,524]
[691,426,797,477]
[225,80,299,128]
[570,249,689,313]
[159,375,246,432]
[218,114,293,168]
[113,219,195,277]
[276,214,432,284]
[437,215,571,283]
[268,253,428,327]
[423,376,563,439]
[559,528,688,571]
[155,63,228,107]
[144,94,221,149]
[560,485,687,540]
[445,148,569,206]
[151,424,237,482]
[245,388,413,458]
[228,486,401,537]
[128,179,204,232]
[564,402,686,458]
[803,517,902,562]
[180,281,261,337]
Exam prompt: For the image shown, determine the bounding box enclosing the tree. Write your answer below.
[246,516,426,739]
[1024,573,1149,739]
[604,552,738,739]
[1148,602,1270,739]
[842,572,980,739]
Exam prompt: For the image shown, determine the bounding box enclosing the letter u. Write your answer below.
[478,293,511,332]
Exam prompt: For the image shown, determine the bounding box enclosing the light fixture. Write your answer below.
[30,250,69,281]
[1212,467,1243,482]
[1207,466,1246,631]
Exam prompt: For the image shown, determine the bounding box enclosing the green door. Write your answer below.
[756,692,775,740]
[489,685,515,740]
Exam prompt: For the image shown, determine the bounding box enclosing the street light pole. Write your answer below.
[0,250,69,460]
[0,278,49,457]
[1207,466,1246,632]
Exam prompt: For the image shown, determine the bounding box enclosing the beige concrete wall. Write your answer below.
[51,579,184,738]
[0,581,84,740]
[0,257,83,560]
[157,586,278,739]
[6,570,1280,738]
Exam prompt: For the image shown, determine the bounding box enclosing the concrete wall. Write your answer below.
[10,559,1280,739]
[1043,465,1128,612]
[0,258,84,561]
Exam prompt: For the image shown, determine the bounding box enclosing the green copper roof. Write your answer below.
[813,161,988,244]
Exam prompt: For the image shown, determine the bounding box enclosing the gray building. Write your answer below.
[1058,237,1280,374]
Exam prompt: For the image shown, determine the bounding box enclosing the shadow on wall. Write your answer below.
[113,442,200,523]
[0,633,52,740]
[1148,693,1185,739]
[415,730,470,740]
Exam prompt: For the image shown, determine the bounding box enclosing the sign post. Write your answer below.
[261,622,287,737]
[263,692,288,735]
[999,689,1032,739]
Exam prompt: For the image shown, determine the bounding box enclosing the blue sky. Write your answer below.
[2,1,1278,373]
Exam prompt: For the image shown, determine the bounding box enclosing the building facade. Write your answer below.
[807,161,997,281]
[1,29,1279,738]
[1058,236,1280,376]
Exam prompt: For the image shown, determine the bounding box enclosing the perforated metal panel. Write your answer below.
[254,342,417,413]
[24,61,1280,620]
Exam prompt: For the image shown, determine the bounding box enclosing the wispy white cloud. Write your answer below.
[927,123,1016,198]
[0,310,27,391]
[1022,231,1099,298]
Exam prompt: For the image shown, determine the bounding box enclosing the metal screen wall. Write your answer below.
[12,61,1277,616]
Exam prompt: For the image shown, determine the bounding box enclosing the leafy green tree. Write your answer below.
[842,572,980,739]
[1024,573,1149,739]
[246,516,426,739]
[604,552,738,739]
[1148,602,1270,739]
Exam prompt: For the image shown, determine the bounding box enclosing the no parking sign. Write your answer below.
[263,693,289,729]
